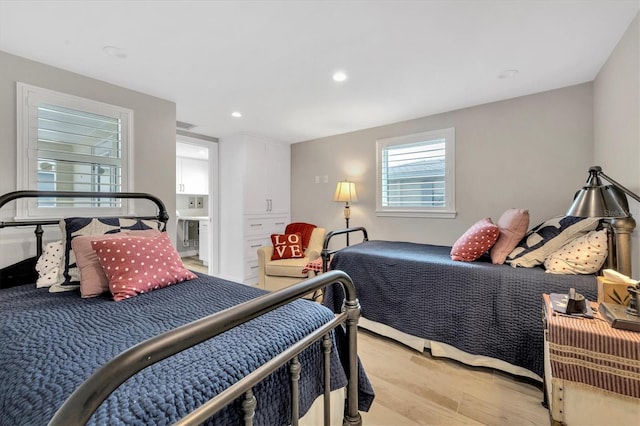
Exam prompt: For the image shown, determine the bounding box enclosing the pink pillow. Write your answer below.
[92,232,197,301]
[72,229,161,298]
[490,209,530,264]
[451,218,500,262]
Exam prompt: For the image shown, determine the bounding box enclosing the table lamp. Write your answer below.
[333,180,358,246]
[567,166,640,277]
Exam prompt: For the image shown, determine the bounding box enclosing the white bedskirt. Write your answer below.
[299,387,345,425]
[358,316,543,382]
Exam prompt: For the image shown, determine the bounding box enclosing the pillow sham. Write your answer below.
[490,208,530,265]
[72,229,162,298]
[52,217,164,293]
[544,229,608,275]
[35,241,64,288]
[271,233,305,260]
[507,216,601,268]
[450,218,500,262]
[92,232,197,301]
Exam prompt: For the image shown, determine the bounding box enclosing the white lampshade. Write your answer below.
[333,181,358,203]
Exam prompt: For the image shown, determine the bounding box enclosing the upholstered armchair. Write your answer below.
[257,223,326,292]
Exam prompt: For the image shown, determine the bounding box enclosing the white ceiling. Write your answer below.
[1,1,638,144]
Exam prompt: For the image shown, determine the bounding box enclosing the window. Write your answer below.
[376,127,455,218]
[17,83,133,218]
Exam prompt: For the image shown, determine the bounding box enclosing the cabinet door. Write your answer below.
[267,143,290,214]
[176,157,183,193]
[199,220,209,266]
[244,143,270,214]
[180,158,209,195]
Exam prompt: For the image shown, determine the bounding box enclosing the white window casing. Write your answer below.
[376,127,456,218]
[16,83,133,219]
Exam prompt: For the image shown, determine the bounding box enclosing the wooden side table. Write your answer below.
[542,294,640,425]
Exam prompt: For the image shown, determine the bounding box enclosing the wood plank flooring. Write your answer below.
[357,329,550,426]
[175,261,549,424]
[181,255,208,274]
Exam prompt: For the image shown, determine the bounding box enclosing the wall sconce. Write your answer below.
[567,166,640,277]
[333,180,358,245]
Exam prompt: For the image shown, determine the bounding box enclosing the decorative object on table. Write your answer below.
[567,165,640,277]
[549,292,593,318]
[627,284,640,315]
[599,301,640,332]
[333,180,358,246]
[597,269,638,306]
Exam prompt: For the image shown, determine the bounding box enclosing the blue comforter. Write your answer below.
[324,241,598,379]
[0,273,372,425]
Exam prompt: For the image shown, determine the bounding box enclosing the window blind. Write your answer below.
[381,139,446,208]
[36,103,122,208]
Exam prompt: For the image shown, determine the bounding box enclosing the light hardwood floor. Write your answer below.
[176,260,549,424]
[357,329,550,426]
[181,255,208,274]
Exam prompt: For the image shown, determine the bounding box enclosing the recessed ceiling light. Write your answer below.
[332,71,348,82]
[103,45,127,59]
[499,69,519,79]
[231,111,242,118]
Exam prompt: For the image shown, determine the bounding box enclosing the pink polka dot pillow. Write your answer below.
[92,232,197,301]
[543,229,608,274]
[451,218,500,262]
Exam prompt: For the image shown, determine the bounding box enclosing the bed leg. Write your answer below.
[290,356,301,426]
[322,334,332,426]
[241,388,256,426]
[35,224,44,259]
[342,298,362,426]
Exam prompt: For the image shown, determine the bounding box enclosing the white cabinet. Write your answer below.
[219,134,291,286]
[244,141,290,215]
[176,157,208,195]
[199,220,209,266]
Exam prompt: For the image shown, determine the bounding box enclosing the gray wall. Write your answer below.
[0,51,177,268]
[594,13,640,278]
[292,83,594,248]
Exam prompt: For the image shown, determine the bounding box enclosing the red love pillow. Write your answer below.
[271,233,305,260]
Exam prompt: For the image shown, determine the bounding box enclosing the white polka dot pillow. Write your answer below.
[92,232,197,301]
[35,241,64,288]
[543,229,608,275]
[450,218,500,262]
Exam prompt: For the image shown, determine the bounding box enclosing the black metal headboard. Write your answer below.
[0,190,169,288]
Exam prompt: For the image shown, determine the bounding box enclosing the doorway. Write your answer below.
[175,133,219,276]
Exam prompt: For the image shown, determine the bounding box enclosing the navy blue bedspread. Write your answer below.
[1,273,373,425]
[324,241,598,379]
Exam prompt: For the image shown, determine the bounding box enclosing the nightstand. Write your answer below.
[542,294,640,425]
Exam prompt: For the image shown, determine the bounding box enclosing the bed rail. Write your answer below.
[0,190,169,257]
[321,227,369,272]
[49,270,362,426]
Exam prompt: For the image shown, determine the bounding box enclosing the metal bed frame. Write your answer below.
[321,227,369,273]
[0,190,170,257]
[0,191,363,426]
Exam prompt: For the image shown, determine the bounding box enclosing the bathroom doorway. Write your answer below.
[175,132,219,276]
